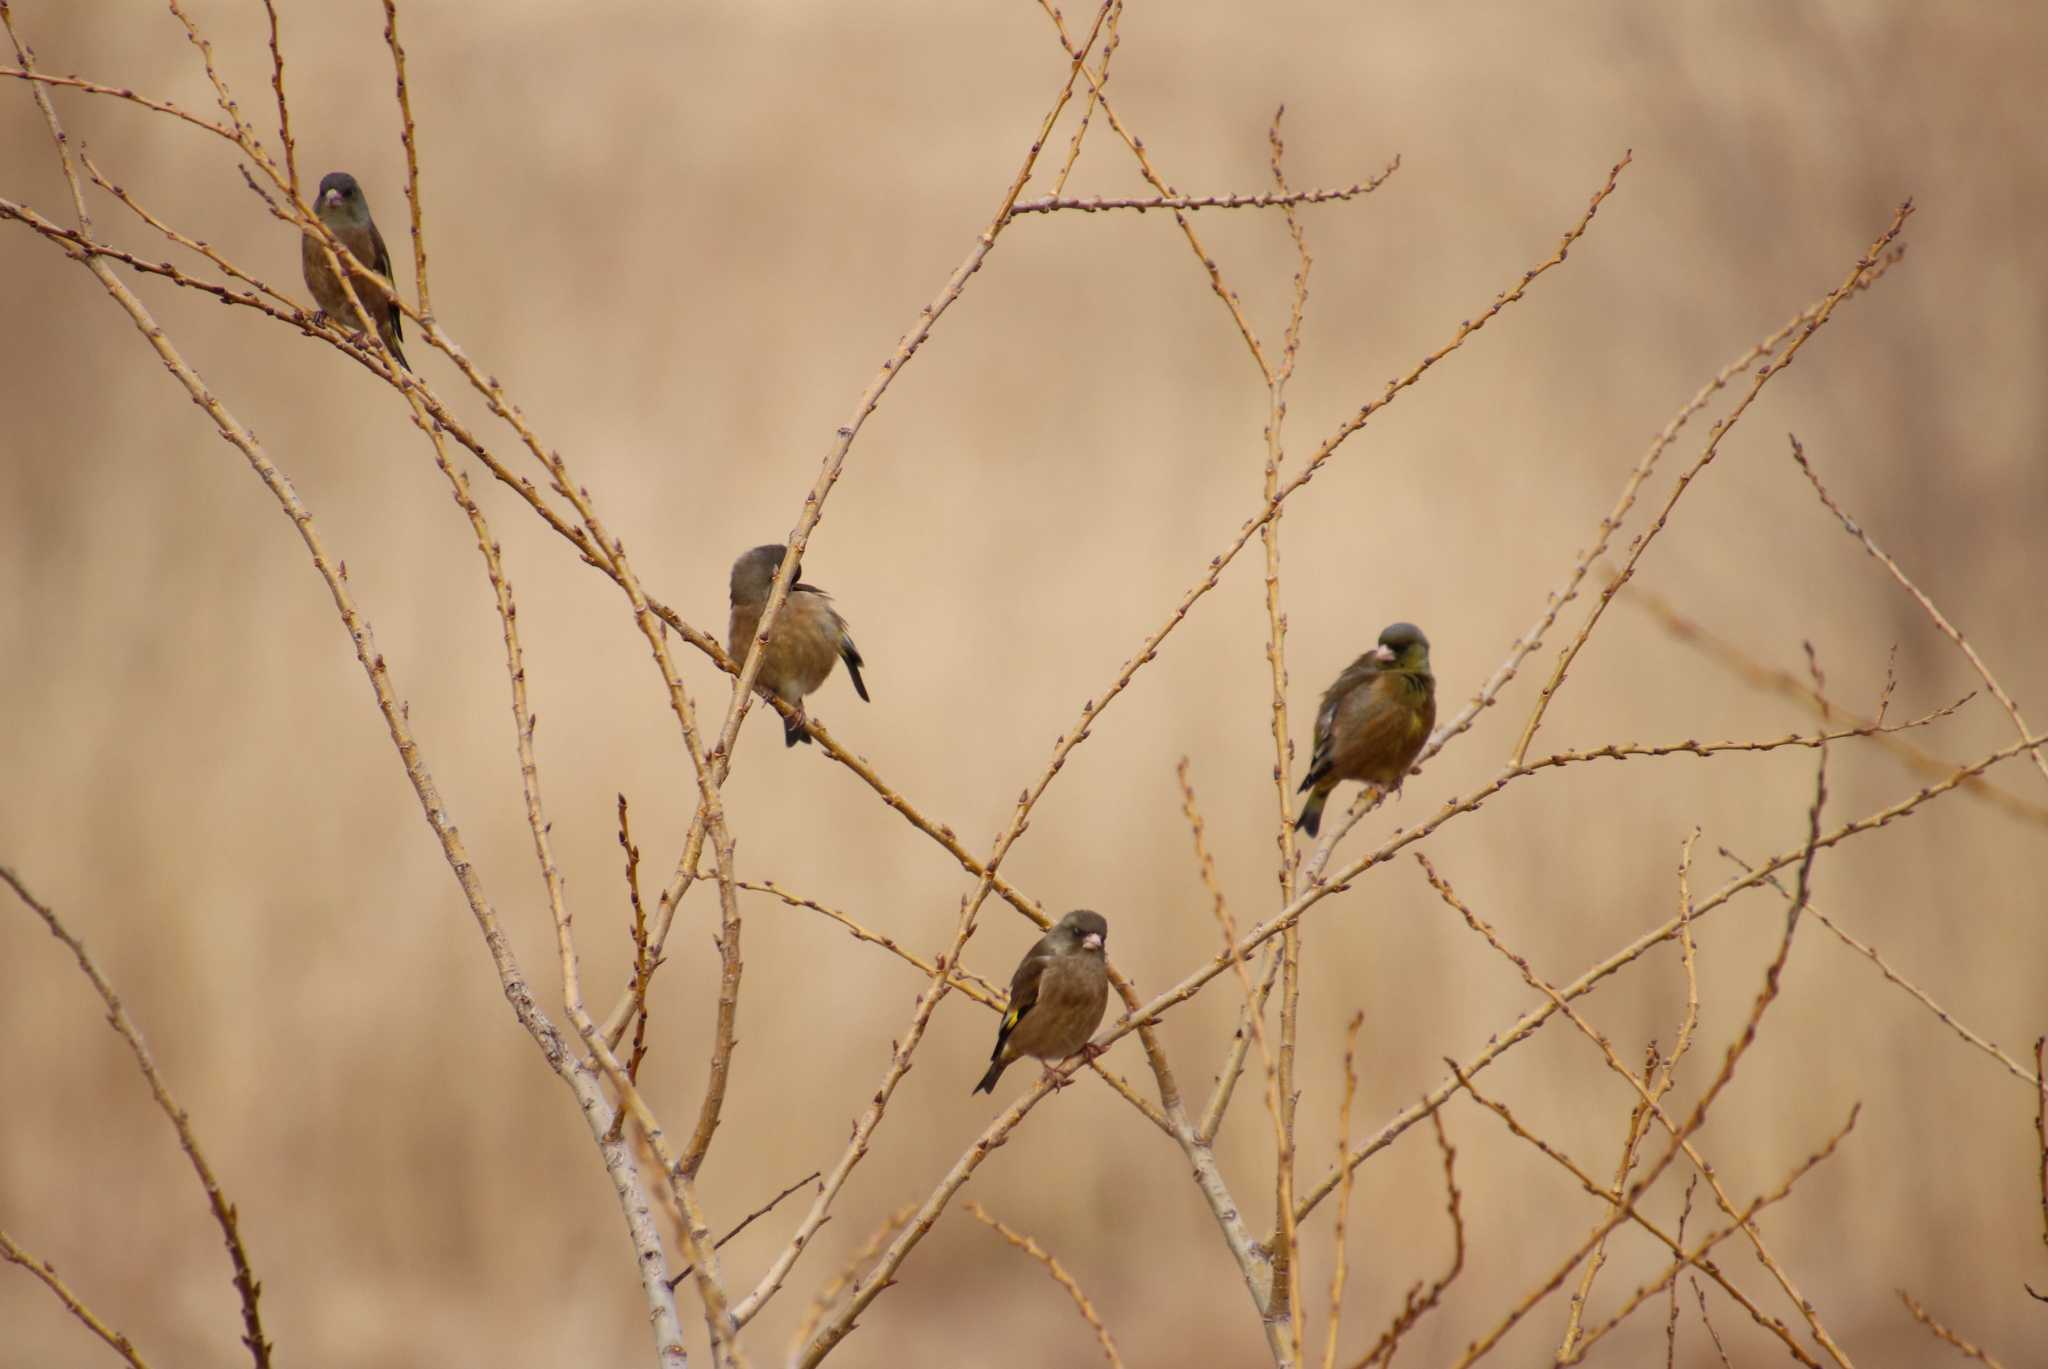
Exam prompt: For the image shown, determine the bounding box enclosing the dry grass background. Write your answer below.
[3,1,2046,1365]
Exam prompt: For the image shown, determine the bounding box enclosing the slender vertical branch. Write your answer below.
[1319,1012,1364,1369]
[1341,1111,1464,1369]
[1179,761,1301,1361]
[1262,108,1313,1341]
[2034,1036,2048,1301]
[620,796,657,1085]
[1556,1043,1661,1361]
[379,0,431,316]
[259,0,295,197]
[1664,1181,1696,1369]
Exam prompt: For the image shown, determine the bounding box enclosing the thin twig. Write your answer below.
[1012,176,1400,216]
[1694,1279,1734,1367]
[0,1229,151,1369]
[1320,1012,1364,1369]
[1260,103,1311,1353]
[1724,848,2040,1087]
[1898,1291,2009,1368]
[1665,1180,1696,1369]
[0,65,235,140]
[379,0,430,316]
[620,796,656,1086]
[964,1202,1125,1368]
[1,869,272,1366]
[1790,432,2048,789]
[258,0,294,196]
[787,1204,912,1364]
[2031,1036,2048,1304]
[1341,1111,1464,1369]
[1557,1042,1661,1361]
[669,1172,823,1289]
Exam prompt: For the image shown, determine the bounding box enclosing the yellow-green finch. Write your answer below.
[1295,622,1436,837]
[301,171,407,368]
[974,910,1111,1094]
[727,543,869,747]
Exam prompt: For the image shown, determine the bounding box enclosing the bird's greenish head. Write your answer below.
[314,171,371,230]
[1053,909,1108,955]
[731,543,800,603]
[1374,621,1431,673]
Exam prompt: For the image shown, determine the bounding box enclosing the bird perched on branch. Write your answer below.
[727,543,869,747]
[974,910,1111,1095]
[301,171,407,368]
[1294,622,1436,837]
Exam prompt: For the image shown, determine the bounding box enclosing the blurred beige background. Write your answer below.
[4,2,2045,1365]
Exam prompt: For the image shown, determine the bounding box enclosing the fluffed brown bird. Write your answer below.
[301,171,407,368]
[974,910,1111,1095]
[1295,622,1435,837]
[727,543,869,747]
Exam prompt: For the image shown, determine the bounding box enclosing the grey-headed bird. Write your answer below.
[727,543,869,747]
[1294,622,1436,837]
[301,171,407,368]
[974,910,1111,1095]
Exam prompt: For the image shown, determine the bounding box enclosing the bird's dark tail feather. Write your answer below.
[842,642,870,702]
[1294,788,1328,838]
[973,1057,1009,1095]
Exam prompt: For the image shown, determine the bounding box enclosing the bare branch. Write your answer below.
[1790,432,2048,789]
[1510,205,1915,764]
[1619,581,2048,827]
[379,0,431,315]
[964,1202,1125,1368]
[1,869,272,1366]
[0,1229,151,1369]
[669,1172,823,1289]
[1319,1012,1364,1369]
[1898,1291,2010,1368]
[1725,848,2039,1087]
[1012,174,1400,216]
[1341,1110,1464,1369]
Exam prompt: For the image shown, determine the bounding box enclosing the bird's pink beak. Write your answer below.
[318,189,341,212]
[1082,932,1104,952]
[1370,643,1398,665]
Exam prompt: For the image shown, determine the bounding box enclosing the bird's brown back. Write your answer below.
[1004,951,1108,1061]
[1326,669,1435,787]
[728,589,843,703]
